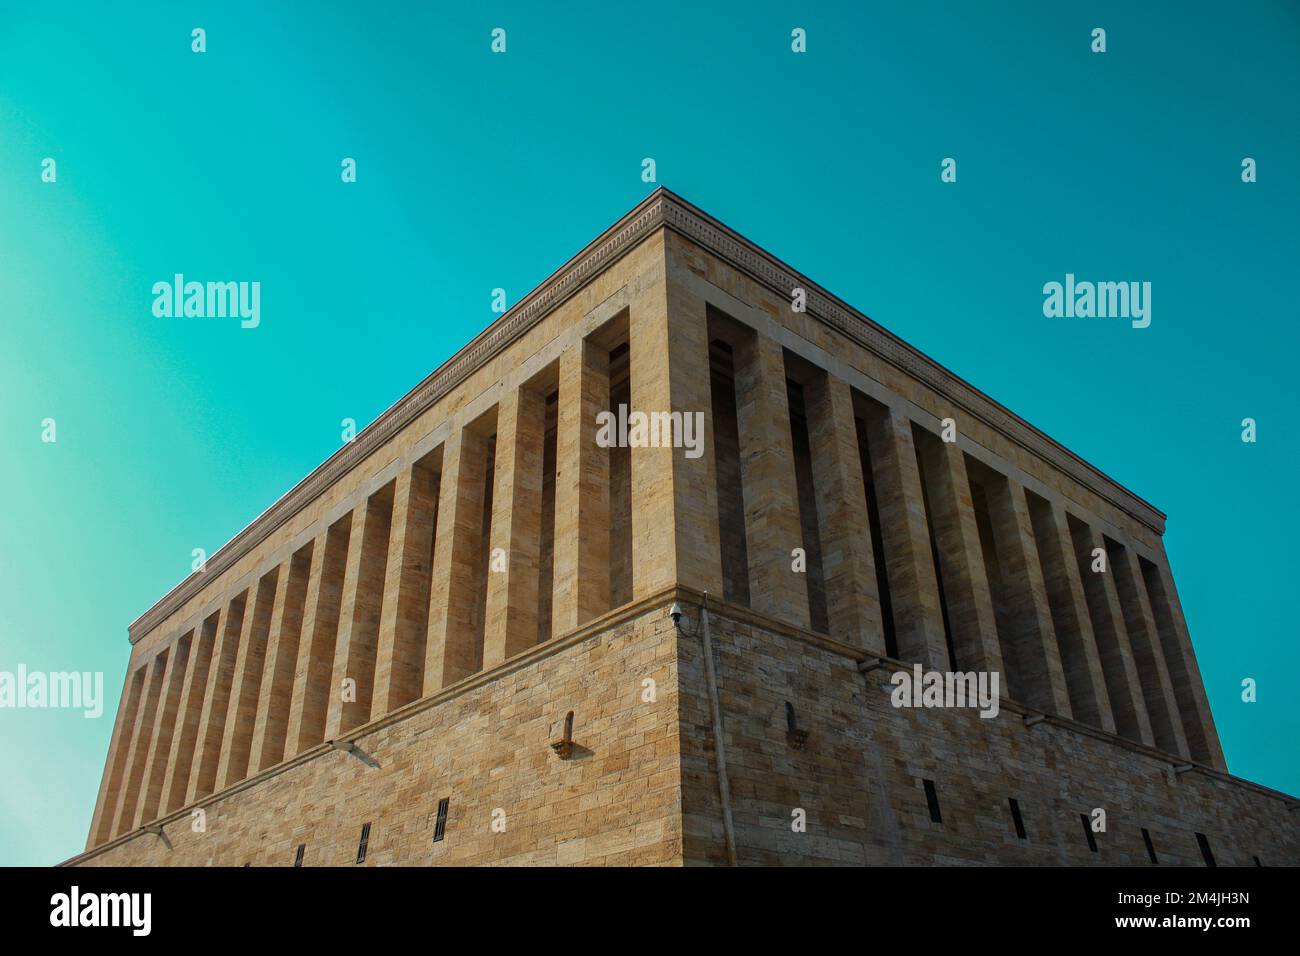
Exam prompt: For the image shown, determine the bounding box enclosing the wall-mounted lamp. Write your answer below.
[550,711,576,759]
[141,822,173,850]
[784,701,809,750]
[327,738,379,768]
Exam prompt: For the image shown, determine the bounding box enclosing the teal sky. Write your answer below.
[2,2,1296,866]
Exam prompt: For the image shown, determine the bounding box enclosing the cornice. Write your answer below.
[128,187,1164,644]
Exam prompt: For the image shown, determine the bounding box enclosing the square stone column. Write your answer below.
[1143,555,1226,769]
[861,404,949,669]
[1028,500,1115,732]
[1072,522,1154,747]
[804,373,884,651]
[732,332,810,630]
[286,516,352,755]
[983,478,1072,716]
[135,634,192,827]
[218,569,280,787]
[187,592,247,802]
[630,250,723,600]
[551,338,611,635]
[483,384,546,668]
[160,612,218,814]
[327,485,394,738]
[250,549,311,771]
[1110,540,1190,758]
[426,425,492,691]
[87,660,147,847]
[111,650,167,836]
[372,457,439,717]
[914,430,1004,679]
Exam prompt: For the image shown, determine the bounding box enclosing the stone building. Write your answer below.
[67,189,1298,866]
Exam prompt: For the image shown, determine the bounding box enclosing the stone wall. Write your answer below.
[76,593,1299,867]
[80,605,682,867]
[677,601,1299,866]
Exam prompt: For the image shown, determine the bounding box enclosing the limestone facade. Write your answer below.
[68,190,1296,866]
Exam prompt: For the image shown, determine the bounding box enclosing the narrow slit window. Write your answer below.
[433,797,450,843]
[1195,832,1216,867]
[356,822,371,864]
[1253,855,1263,867]
[1141,827,1158,864]
[922,779,942,823]
[1008,798,1026,840]
[293,843,305,867]
[1079,814,1098,853]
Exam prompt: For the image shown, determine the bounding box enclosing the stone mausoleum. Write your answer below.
[68,190,1299,867]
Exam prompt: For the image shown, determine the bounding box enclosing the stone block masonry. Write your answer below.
[676,597,1297,866]
[78,601,685,867]
[69,190,1295,866]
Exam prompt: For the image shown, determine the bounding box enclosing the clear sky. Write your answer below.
[2,1,1296,866]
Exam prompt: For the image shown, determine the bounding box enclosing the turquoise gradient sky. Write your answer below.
[2,2,1297,866]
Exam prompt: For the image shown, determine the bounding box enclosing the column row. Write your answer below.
[693,305,1224,769]
[91,318,646,845]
